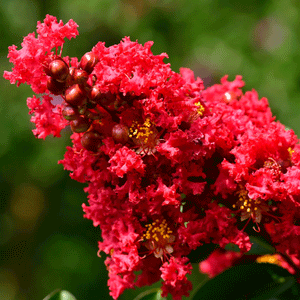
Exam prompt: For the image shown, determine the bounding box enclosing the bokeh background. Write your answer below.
[1,0,300,299]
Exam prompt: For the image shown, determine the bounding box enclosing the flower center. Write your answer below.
[143,219,175,259]
[187,101,205,123]
[288,147,294,157]
[129,118,159,155]
[264,157,281,180]
[233,187,268,223]
[195,102,205,116]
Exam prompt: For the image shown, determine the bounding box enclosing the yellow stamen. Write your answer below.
[143,219,175,259]
[194,102,205,116]
[234,186,269,223]
[129,118,159,155]
[288,147,294,156]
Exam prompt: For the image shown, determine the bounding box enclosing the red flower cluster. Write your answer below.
[4,15,300,299]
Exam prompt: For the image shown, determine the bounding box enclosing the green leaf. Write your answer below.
[250,277,297,300]
[191,263,298,300]
[247,236,276,255]
[133,288,166,300]
[43,289,77,300]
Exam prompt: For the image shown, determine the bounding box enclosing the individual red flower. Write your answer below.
[199,249,242,278]
[26,95,68,139]
[160,257,193,300]
[265,205,300,259]
[108,147,145,177]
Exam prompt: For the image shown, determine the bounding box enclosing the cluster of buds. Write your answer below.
[4,15,300,300]
[44,52,116,152]
[44,50,158,154]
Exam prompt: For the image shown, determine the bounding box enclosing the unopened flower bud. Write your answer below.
[62,105,78,120]
[90,86,102,102]
[70,116,91,133]
[72,68,89,84]
[112,124,129,144]
[64,67,75,86]
[69,66,76,77]
[79,52,99,74]
[47,77,65,95]
[81,131,102,152]
[65,84,87,106]
[49,59,69,82]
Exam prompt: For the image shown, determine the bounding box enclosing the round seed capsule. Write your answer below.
[72,68,89,84]
[79,52,99,74]
[112,124,129,144]
[81,131,102,152]
[90,86,102,102]
[47,77,65,95]
[70,116,90,133]
[49,59,69,82]
[65,84,87,107]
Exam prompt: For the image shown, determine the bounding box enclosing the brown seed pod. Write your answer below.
[46,77,65,95]
[79,52,99,74]
[64,66,76,86]
[112,124,129,144]
[81,131,102,152]
[90,85,102,102]
[65,84,87,107]
[69,66,76,77]
[70,116,91,133]
[49,59,69,82]
[72,68,89,84]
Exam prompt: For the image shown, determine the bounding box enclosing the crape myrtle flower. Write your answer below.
[213,120,300,234]
[265,205,300,261]
[4,15,78,94]
[4,15,79,139]
[200,249,300,281]
[4,15,300,299]
[199,249,243,278]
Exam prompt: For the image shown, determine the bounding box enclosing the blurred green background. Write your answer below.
[1,0,300,299]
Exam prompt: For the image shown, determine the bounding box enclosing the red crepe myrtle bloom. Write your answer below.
[4,15,300,299]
